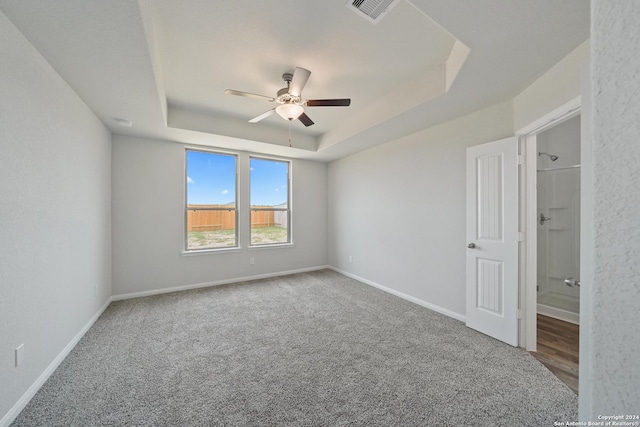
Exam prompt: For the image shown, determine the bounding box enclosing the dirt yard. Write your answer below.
[187,227,288,249]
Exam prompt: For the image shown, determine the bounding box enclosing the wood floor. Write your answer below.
[530,314,579,394]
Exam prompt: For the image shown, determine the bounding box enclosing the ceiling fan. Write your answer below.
[224,67,350,127]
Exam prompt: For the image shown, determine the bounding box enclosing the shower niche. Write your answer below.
[536,115,581,324]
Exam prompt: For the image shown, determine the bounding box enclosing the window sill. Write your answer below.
[181,247,242,256]
[248,243,294,251]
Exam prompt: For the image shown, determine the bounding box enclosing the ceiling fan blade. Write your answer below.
[249,109,275,123]
[225,89,275,102]
[306,99,351,107]
[289,67,311,98]
[298,112,314,127]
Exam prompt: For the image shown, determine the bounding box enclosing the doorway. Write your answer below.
[465,97,583,362]
[533,115,581,393]
[536,115,581,325]
[518,98,582,393]
[519,96,581,350]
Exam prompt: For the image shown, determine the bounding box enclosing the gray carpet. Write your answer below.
[12,269,577,426]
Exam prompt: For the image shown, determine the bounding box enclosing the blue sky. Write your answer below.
[250,158,288,207]
[186,151,288,207]
[186,151,236,205]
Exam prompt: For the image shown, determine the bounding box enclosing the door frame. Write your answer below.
[515,96,581,351]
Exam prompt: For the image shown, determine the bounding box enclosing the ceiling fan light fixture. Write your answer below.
[276,103,304,121]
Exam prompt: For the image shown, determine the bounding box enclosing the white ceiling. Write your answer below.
[0,0,589,161]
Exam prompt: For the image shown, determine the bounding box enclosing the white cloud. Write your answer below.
[221,189,229,195]
[187,176,194,184]
[274,188,279,192]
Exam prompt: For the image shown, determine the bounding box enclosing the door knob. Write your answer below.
[539,212,552,225]
[467,243,476,249]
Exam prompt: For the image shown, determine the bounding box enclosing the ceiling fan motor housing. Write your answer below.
[276,73,302,104]
[276,87,301,104]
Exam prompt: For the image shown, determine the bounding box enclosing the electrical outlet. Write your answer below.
[15,344,24,367]
[250,257,255,265]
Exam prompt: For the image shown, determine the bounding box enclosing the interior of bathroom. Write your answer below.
[536,115,581,324]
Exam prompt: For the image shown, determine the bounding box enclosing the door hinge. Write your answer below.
[517,232,525,242]
[517,309,524,319]
[517,155,525,165]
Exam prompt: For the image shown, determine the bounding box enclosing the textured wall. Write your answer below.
[0,11,111,422]
[111,135,328,296]
[590,0,640,416]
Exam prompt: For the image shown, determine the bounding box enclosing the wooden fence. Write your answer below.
[186,205,285,231]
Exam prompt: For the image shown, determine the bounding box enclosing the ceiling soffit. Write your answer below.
[0,0,589,161]
[150,0,468,153]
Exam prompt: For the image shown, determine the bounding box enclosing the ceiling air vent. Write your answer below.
[346,0,402,24]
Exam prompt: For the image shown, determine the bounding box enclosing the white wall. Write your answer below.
[111,135,328,296]
[327,35,590,324]
[0,11,111,423]
[589,0,640,416]
[513,39,590,132]
[328,101,513,318]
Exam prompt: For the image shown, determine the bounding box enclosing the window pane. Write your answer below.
[250,210,288,245]
[250,158,288,208]
[186,150,237,250]
[187,151,236,205]
[186,209,237,250]
[250,158,290,245]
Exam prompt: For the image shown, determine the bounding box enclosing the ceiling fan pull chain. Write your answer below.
[288,121,292,147]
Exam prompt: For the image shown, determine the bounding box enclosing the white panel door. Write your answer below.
[466,137,519,346]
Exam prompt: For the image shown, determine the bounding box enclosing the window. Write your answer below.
[250,157,290,246]
[185,149,237,250]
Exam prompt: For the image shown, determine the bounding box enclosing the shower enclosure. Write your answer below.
[536,116,581,324]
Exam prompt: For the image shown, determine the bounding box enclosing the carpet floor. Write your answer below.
[12,269,577,426]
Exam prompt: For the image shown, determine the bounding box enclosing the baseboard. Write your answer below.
[329,267,466,323]
[112,265,331,301]
[0,297,113,427]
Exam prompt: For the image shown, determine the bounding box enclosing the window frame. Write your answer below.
[249,156,292,247]
[184,148,239,252]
